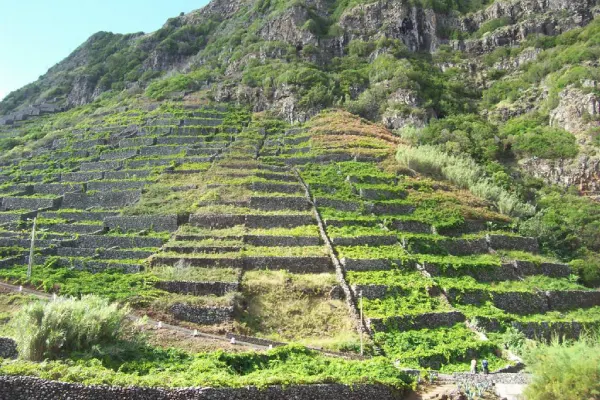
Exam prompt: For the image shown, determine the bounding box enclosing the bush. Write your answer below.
[519,192,600,258]
[413,114,503,162]
[11,295,129,361]
[396,145,535,218]
[513,126,578,159]
[523,333,600,400]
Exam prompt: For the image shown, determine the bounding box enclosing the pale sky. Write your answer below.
[0,0,210,100]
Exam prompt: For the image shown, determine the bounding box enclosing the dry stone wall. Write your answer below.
[0,377,406,400]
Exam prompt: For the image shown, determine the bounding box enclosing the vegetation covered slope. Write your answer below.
[0,0,600,394]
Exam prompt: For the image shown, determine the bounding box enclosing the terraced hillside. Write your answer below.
[0,103,598,377]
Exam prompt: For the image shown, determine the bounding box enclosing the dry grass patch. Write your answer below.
[235,270,360,352]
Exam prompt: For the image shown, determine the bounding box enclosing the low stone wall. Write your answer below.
[100,149,139,160]
[0,376,405,400]
[342,258,412,271]
[156,281,239,296]
[391,220,432,234]
[403,237,489,256]
[368,311,465,332]
[513,261,571,278]
[56,247,150,259]
[105,170,153,180]
[487,235,539,253]
[421,262,519,281]
[243,256,332,273]
[169,304,233,325]
[314,197,361,212]
[359,188,406,201]
[63,190,142,209]
[2,196,61,211]
[40,211,118,222]
[251,182,302,194]
[249,197,310,211]
[0,337,17,359]
[331,235,397,246]
[119,137,156,147]
[48,223,103,234]
[444,288,548,314]
[77,235,164,249]
[127,159,180,169]
[190,214,246,229]
[511,320,600,341]
[453,373,531,385]
[87,181,150,192]
[472,317,600,340]
[33,183,83,195]
[104,215,178,232]
[80,160,123,171]
[244,235,321,247]
[366,203,415,215]
[256,172,296,183]
[245,214,315,229]
[352,284,394,300]
[61,172,104,182]
[151,256,243,269]
[546,290,600,311]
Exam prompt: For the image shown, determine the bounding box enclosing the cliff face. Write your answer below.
[1,0,600,192]
[2,0,596,117]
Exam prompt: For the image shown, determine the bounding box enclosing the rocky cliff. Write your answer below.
[2,0,600,192]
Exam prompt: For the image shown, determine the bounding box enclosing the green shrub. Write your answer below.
[397,145,535,218]
[11,295,129,361]
[473,17,511,38]
[513,126,578,159]
[519,192,600,258]
[523,333,600,400]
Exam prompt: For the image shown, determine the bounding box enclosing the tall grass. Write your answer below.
[397,145,535,218]
[523,333,600,400]
[11,295,129,361]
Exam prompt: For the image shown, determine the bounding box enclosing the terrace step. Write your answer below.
[314,197,361,212]
[331,235,398,246]
[342,258,412,271]
[104,170,154,180]
[39,211,119,222]
[62,190,142,209]
[245,214,315,228]
[244,235,321,247]
[359,187,407,201]
[151,255,244,268]
[487,235,539,253]
[76,235,165,249]
[366,202,415,215]
[368,311,466,332]
[169,304,233,325]
[104,215,178,232]
[60,172,104,182]
[251,182,303,194]
[42,257,141,273]
[32,183,83,195]
[56,247,154,260]
[155,281,239,296]
[249,196,311,211]
[164,245,243,254]
[1,196,61,211]
[87,180,151,192]
[42,223,104,234]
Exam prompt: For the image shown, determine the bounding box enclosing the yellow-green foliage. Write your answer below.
[11,295,129,361]
[523,333,600,400]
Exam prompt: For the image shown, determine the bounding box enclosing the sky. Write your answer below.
[0,0,210,101]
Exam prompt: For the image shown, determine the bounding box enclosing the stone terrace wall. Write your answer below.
[0,376,406,400]
[0,337,17,359]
